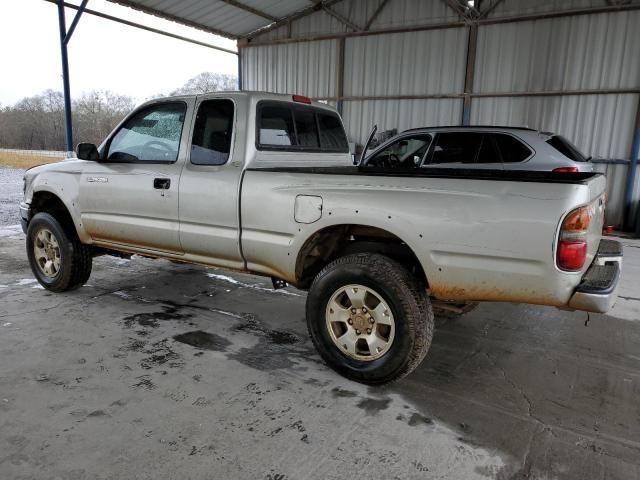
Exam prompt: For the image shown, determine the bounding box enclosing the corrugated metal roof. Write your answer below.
[107,0,314,38]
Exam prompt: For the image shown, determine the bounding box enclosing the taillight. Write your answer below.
[557,206,590,271]
[553,166,579,173]
[292,94,312,104]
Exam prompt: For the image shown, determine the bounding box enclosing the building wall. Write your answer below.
[241,0,640,227]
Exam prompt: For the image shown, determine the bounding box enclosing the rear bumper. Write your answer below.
[568,239,623,313]
[19,202,30,234]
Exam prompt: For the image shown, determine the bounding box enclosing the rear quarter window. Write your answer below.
[494,133,532,163]
[546,135,588,162]
[257,101,348,153]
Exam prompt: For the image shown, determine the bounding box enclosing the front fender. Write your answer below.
[27,169,92,244]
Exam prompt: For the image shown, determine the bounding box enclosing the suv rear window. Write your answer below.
[546,135,588,162]
[257,101,348,153]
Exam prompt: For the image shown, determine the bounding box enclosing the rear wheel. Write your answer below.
[306,253,434,385]
[26,212,92,292]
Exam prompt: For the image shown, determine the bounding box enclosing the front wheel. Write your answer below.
[26,212,92,292]
[306,253,434,385]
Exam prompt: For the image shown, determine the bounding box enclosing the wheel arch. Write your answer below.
[294,224,428,290]
[29,189,88,242]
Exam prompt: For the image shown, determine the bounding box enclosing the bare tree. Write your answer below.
[171,72,238,95]
[0,90,134,150]
[0,73,237,151]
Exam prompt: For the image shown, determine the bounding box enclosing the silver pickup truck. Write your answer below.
[20,91,623,384]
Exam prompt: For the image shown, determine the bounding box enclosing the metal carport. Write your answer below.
[50,0,640,229]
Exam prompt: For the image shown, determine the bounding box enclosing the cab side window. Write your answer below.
[259,105,295,146]
[256,101,349,153]
[106,102,186,162]
[191,99,235,166]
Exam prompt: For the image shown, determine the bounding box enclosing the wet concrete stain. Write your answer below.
[227,314,314,372]
[123,303,194,329]
[228,346,296,371]
[356,397,391,415]
[303,378,331,387]
[233,314,299,345]
[132,375,156,390]
[396,412,434,427]
[120,337,184,370]
[86,409,110,418]
[173,331,231,352]
[331,387,358,398]
[140,339,183,370]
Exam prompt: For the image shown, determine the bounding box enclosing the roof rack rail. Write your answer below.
[402,125,538,132]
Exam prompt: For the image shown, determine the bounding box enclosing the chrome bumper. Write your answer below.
[568,239,623,314]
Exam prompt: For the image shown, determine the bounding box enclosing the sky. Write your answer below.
[0,0,238,106]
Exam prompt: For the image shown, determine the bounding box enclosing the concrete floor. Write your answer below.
[1,223,640,479]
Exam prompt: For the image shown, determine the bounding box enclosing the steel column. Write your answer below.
[624,97,640,230]
[336,38,345,115]
[237,47,243,90]
[57,0,73,154]
[461,24,478,125]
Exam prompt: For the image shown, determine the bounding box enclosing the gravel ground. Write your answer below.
[0,166,24,226]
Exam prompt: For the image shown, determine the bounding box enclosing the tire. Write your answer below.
[306,253,434,385]
[26,212,92,292]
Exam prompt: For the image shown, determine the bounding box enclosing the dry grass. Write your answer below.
[0,151,62,169]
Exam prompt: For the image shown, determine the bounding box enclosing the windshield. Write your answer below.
[546,135,589,162]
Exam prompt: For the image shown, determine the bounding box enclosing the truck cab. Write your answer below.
[61,92,351,269]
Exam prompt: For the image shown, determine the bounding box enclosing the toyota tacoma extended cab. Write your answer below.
[20,91,623,384]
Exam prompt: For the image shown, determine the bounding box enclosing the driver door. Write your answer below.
[79,100,194,253]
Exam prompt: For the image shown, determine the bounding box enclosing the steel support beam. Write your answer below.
[46,1,238,55]
[56,0,74,154]
[364,0,390,31]
[461,23,478,125]
[479,0,505,18]
[243,3,640,46]
[442,0,468,19]
[243,0,344,39]
[309,87,640,103]
[624,97,640,230]
[63,0,88,44]
[322,5,361,31]
[219,0,279,22]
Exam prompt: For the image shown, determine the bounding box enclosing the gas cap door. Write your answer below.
[294,195,323,224]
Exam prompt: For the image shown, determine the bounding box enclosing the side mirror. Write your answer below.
[76,143,100,161]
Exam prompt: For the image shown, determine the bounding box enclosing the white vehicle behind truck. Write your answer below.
[20,91,623,384]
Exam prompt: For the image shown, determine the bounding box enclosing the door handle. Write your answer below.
[154,178,171,190]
